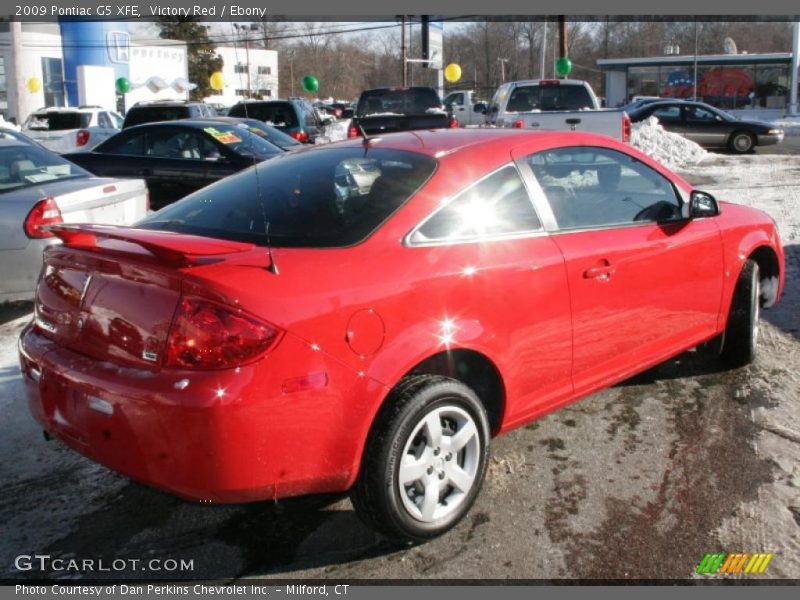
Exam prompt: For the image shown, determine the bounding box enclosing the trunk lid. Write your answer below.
[34,225,257,369]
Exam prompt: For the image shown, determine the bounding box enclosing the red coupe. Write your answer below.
[19,129,784,542]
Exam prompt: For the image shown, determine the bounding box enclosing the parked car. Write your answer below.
[0,139,147,302]
[227,99,330,143]
[22,106,123,153]
[20,129,783,542]
[443,90,488,126]
[349,87,456,137]
[1,125,47,147]
[487,79,631,142]
[64,119,284,210]
[627,99,785,153]
[122,100,215,129]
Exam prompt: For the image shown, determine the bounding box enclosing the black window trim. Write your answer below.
[404,162,546,247]
[519,144,689,236]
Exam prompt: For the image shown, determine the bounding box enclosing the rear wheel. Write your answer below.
[352,375,490,542]
[721,260,760,368]
[729,131,755,154]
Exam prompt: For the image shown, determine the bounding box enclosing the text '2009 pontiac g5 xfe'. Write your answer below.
[19,129,784,542]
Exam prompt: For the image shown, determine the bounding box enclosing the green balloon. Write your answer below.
[555,57,573,78]
[301,75,319,93]
[115,77,131,94]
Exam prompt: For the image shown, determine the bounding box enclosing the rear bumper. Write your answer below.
[19,325,386,503]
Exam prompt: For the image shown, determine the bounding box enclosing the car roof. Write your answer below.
[120,119,242,132]
[326,128,612,158]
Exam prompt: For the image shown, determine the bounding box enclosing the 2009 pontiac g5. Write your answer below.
[19,129,784,542]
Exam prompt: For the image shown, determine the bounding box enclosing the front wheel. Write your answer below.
[352,375,490,542]
[729,131,755,154]
[721,260,760,368]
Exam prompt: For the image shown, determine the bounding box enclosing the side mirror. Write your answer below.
[473,102,487,114]
[689,190,720,218]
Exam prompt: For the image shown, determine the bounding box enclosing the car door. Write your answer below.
[517,145,724,395]
[648,104,683,134]
[444,92,467,120]
[682,105,728,147]
[406,164,574,425]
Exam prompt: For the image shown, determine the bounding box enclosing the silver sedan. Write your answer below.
[0,137,148,302]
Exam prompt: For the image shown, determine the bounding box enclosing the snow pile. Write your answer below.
[630,116,707,170]
[325,118,351,142]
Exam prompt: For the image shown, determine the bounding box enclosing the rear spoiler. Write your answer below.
[47,224,256,267]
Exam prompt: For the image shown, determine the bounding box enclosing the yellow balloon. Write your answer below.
[444,63,462,83]
[209,72,224,91]
[27,78,42,93]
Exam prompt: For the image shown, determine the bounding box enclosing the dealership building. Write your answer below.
[0,21,278,123]
[598,52,797,116]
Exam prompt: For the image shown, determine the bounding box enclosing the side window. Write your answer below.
[97,112,112,129]
[685,106,717,122]
[445,92,464,107]
[652,106,681,122]
[410,165,541,244]
[99,131,146,156]
[526,146,682,230]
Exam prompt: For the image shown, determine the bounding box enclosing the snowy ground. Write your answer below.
[1,152,798,581]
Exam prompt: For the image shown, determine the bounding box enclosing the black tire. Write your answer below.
[721,260,760,368]
[352,374,490,542]
[728,131,755,154]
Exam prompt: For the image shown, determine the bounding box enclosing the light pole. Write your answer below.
[498,58,510,83]
[234,23,258,98]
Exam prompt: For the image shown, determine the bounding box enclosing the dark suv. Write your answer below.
[228,99,329,143]
[122,100,215,129]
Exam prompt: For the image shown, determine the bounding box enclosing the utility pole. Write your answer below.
[498,58,509,83]
[790,21,799,116]
[400,15,408,86]
[540,18,547,79]
[558,16,567,59]
[693,19,699,102]
[10,21,27,122]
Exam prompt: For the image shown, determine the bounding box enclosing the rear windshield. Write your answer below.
[505,84,594,112]
[228,103,299,128]
[25,112,91,131]
[124,106,191,128]
[138,147,437,248]
[0,142,89,193]
[356,89,443,116]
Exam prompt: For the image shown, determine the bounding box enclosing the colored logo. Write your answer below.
[696,552,773,575]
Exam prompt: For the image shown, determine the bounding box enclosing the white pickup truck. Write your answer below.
[486,79,631,142]
[443,90,488,127]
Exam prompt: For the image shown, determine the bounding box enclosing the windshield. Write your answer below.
[25,112,91,131]
[356,89,443,116]
[198,124,282,158]
[506,84,594,111]
[138,147,437,248]
[0,142,89,193]
[230,120,301,150]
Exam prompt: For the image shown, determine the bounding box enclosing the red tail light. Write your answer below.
[512,119,525,129]
[24,197,63,239]
[449,117,459,128]
[290,131,309,142]
[622,113,631,143]
[348,126,360,138]
[166,298,283,369]
[76,129,90,147]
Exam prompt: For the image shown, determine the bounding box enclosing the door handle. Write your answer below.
[583,265,615,280]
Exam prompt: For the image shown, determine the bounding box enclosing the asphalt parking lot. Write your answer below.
[2,153,798,582]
